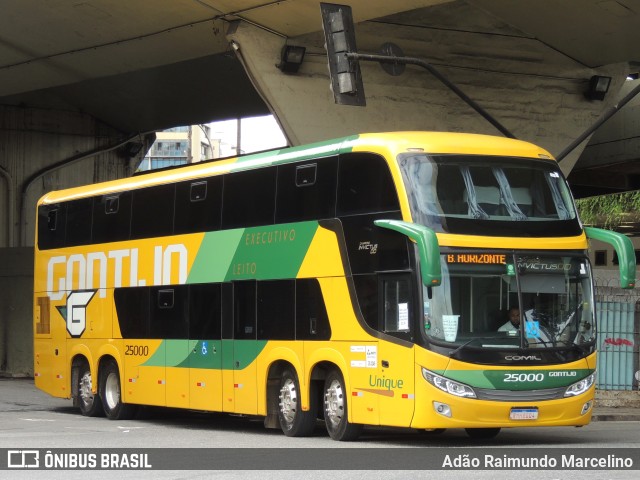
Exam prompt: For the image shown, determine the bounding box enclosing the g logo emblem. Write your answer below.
[63,290,96,337]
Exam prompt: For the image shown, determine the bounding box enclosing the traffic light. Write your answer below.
[320,3,366,106]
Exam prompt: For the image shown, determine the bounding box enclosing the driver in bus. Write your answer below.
[498,306,551,344]
[498,306,521,332]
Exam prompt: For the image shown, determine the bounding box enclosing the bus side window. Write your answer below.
[65,198,93,247]
[337,152,400,216]
[380,275,412,339]
[353,274,379,331]
[233,281,257,339]
[150,286,188,339]
[175,177,222,234]
[37,204,66,250]
[131,184,175,240]
[222,168,276,229]
[92,192,132,244]
[221,283,234,340]
[189,283,221,340]
[275,157,338,223]
[295,279,331,340]
[114,287,150,338]
[257,280,295,340]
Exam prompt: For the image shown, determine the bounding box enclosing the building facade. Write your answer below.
[139,125,220,171]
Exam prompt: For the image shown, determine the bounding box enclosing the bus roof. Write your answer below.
[39,131,555,205]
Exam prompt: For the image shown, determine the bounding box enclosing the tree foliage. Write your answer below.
[575,191,640,229]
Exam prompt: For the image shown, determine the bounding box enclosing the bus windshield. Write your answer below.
[423,254,595,351]
[399,154,581,237]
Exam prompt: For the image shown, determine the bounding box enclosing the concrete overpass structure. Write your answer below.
[2,0,640,375]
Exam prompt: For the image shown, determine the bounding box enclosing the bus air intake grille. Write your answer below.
[475,387,565,402]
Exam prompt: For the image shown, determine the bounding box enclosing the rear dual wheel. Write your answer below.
[277,369,317,437]
[75,362,103,417]
[323,370,362,441]
[99,360,137,420]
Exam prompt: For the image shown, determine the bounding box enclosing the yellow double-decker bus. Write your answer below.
[34,132,635,440]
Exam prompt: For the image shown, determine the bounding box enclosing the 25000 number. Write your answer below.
[125,345,149,356]
[504,373,544,382]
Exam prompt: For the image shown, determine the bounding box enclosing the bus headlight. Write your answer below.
[564,372,596,397]
[422,368,476,398]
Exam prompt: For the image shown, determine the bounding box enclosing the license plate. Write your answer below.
[510,408,538,420]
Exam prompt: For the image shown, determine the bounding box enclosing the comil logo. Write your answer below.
[56,290,96,338]
[7,450,39,468]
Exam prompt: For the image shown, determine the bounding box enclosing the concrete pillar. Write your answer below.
[0,105,147,375]
[0,248,33,375]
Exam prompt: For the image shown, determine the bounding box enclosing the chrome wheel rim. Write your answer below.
[79,371,94,408]
[279,378,297,426]
[104,372,120,410]
[324,379,345,428]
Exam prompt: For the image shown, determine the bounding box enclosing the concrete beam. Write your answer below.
[226,9,627,175]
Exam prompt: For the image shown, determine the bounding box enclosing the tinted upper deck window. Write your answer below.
[37,204,65,250]
[337,153,400,216]
[276,157,338,223]
[92,192,132,243]
[65,198,93,247]
[175,177,223,234]
[222,168,276,229]
[131,185,175,239]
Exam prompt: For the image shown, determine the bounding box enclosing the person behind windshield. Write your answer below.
[498,306,520,332]
[498,305,552,344]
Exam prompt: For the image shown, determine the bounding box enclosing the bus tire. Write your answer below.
[465,427,501,439]
[323,369,363,441]
[99,360,137,420]
[277,369,317,437]
[75,361,104,417]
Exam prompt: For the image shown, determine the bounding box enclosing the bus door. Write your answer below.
[376,274,416,427]
[188,283,223,412]
[151,287,190,409]
[230,281,260,415]
[34,293,67,397]
[219,282,260,414]
[117,287,165,407]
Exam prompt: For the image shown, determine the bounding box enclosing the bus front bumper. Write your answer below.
[411,383,595,430]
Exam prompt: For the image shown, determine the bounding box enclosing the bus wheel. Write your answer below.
[99,360,137,420]
[323,370,363,441]
[277,369,317,437]
[465,427,501,439]
[76,362,103,417]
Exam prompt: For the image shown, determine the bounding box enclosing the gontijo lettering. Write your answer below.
[46,244,187,300]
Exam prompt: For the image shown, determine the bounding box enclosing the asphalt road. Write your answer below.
[1,378,638,480]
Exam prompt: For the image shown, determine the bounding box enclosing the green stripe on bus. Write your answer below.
[224,222,318,280]
[186,222,318,283]
[439,369,594,390]
[222,340,268,369]
[179,340,222,369]
[142,339,267,370]
[187,229,245,283]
